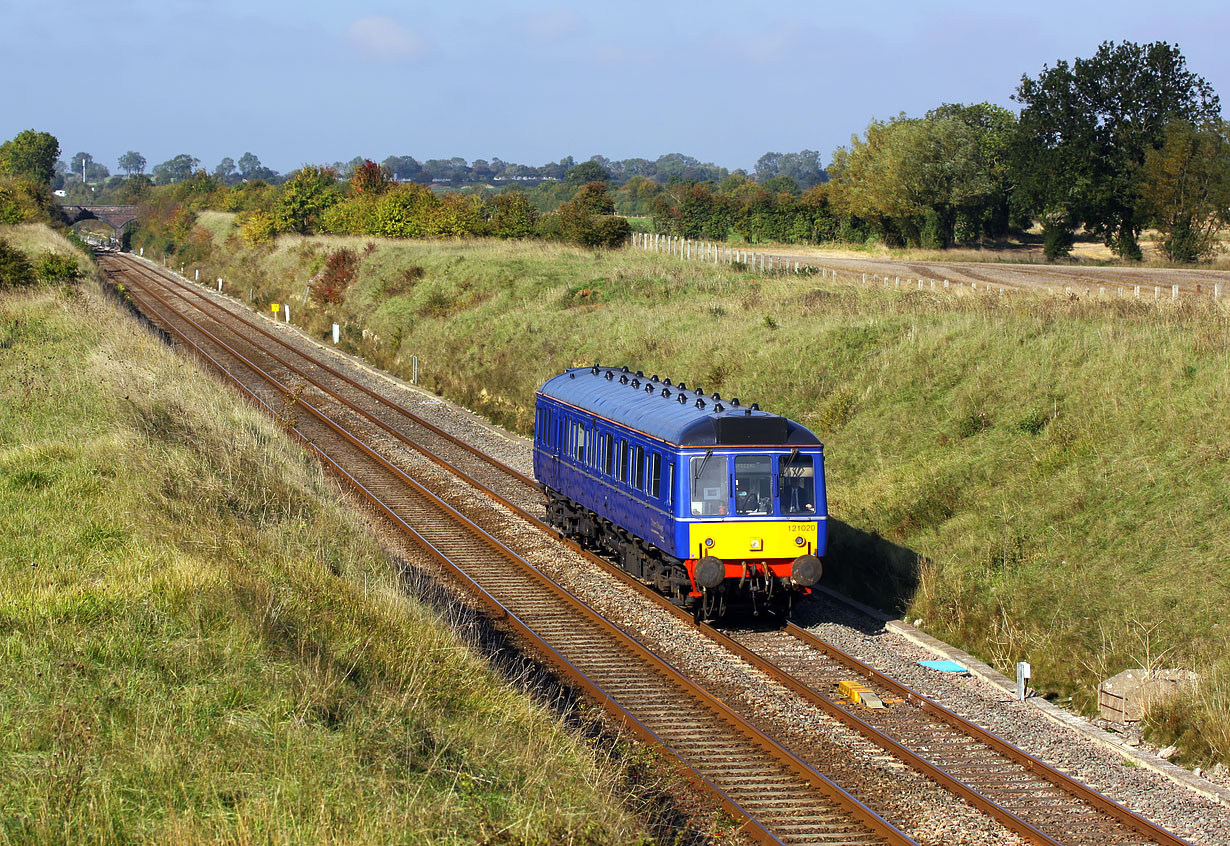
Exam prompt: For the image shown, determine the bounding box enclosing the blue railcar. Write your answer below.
[534,365,827,618]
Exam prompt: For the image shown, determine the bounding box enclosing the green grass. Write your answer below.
[180,233,1230,767]
[0,264,654,843]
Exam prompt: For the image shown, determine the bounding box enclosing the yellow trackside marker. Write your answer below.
[271,303,279,313]
[838,680,886,709]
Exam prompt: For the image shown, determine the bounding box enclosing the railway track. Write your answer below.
[103,254,910,845]
[103,253,1193,846]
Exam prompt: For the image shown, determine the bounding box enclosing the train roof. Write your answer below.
[537,366,821,448]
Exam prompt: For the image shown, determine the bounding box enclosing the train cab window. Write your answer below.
[690,453,728,516]
[781,454,817,515]
[633,445,645,490]
[735,455,773,516]
[648,453,662,499]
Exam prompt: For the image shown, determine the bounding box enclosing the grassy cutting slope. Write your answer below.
[199,233,1230,765]
[0,262,650,843]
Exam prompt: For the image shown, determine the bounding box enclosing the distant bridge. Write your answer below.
[58,205,139,239]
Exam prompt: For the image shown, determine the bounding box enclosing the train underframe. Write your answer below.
[544,488,802,621]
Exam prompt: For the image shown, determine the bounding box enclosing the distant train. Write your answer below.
[533,366,827,620]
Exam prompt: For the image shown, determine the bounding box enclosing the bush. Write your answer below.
[1042,216,1075,260]
[35,251,82,283]
[311,247,360,305]
[240,210,277,246]
[0,240,35,288]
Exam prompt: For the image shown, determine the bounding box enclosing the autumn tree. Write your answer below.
[273,165,340,233]
[350,159,391,196]
[1142,120,1230,261]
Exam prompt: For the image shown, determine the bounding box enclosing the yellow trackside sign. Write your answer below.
[271,303,279,313]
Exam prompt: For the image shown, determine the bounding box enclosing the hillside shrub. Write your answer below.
[35,251,82,283]
[0,240,35,288]
[311,247,360,305]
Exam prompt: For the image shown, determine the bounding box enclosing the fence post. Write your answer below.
[1172,284,1179,300]
[944,279,949,289]
[285,304,290,324]
[1134,285,1140,298]
[217,278,223,292]
[1155,285,1160,299]
[1217,283,1223,299]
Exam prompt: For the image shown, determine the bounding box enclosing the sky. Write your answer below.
[4,0,1229,176]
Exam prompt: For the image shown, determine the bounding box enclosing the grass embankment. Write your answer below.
[0,250,651,843]
[179,223,1230,767]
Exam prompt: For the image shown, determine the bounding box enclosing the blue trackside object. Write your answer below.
[533,365,828,620]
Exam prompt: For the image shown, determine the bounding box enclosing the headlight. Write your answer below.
[794,536,805,546]
[704,537,714,548]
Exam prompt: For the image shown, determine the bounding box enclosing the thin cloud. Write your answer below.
[523,9,584,41]
[346,16,428,62]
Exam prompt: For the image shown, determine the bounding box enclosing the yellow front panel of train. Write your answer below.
[688,520,819,559]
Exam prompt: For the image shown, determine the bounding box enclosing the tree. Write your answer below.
[381,155,421,181]
[1012,41,1222,259]
[118,151,146,176]
[1142,120,1230,261]
[213,157,237,183]
[755,152,782,181]
[566,160,610,185]
[777,150,827,190]
[152,154,200,184]
[0,130,60,184]
[350,159,391,195]
[273,165,340,233]
[237,152,277,182]
[70,153,109,183]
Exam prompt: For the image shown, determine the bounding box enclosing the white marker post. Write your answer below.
[1016,662,1031,701]
[332,323,340,344]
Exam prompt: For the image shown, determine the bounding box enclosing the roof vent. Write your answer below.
[696,398,706,409]
[712,392,721,401]
[645,384,654,394]
[636,370,644,378]
[621,366,629,373]
[751,402,760,410]
[569,372,575,379]
[662,388,671,398]
[714,403,724,412]
[677,394,687,405]
[744,408,752,416]
[731,397,740,407]
[695,387,704,396]
[631,379,640,389]
[620,374,629,384]
[651,374,659,382]
[678,382,687,391]
[663,378,672,386]
[591,365,599,375]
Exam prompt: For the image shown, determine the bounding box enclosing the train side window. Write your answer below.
[667,461,675,506]
[618,439,628,483]
[575,422,585,462]
[690,453,728,516]
[603,434,614,475]
[649,452,661,499]
[633,445,645,490]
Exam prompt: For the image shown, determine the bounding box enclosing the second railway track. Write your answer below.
[103,252,1196,846]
